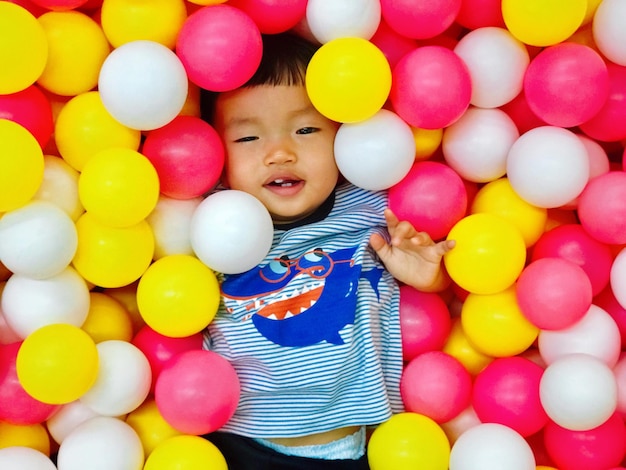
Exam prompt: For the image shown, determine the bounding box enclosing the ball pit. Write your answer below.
[2,1,626,468]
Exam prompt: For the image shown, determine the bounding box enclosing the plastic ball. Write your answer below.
[379,0,461,40]
[0,84,53,149]
[54,91,141,172]
[614,354,626,416]
[523,43,609,128]
[453,27,529,109]
[100,0,188,49]
[455,0,504,29]
[0,119,44,212]
[78,147,160,228]
[72,212,155,288]
[369,19,418,69]
[516,258,592,331]
[46,400,100,445]
[388,161,467,241]
[401,351,472,423]
[390,46,471,129]
[125,398,182,457]
[0,447,56,470]
[540,353,617,431]
[98,40,188,130]
[333,109,415,191]
[611,247,626,311]
[502,0,586,47]
[538,304,621,368]
[306,36,391,123]
[443,318,494,376]
[472,356,548,437]
[144,434,227,470]
[146,196,202,260]
[136,255,220,337]
[30,0,88,10]
[0,2,48,94]
[444,213,526,295]
[593,0,626,66]
[442,107,519,183]
[176,4,263,92]
[0,200,78,279]
[142,115,224,199]
[16,323,99,405]
[449,423,536,470]
[81,291,133,343]
[227,0,306,34]
[189,190,273,275]
[578,171,626,245]
[56,416,144,470]
[155,349,240,435]
[367,412,450,470]
[305,0,380,43]
[36,11,110,96]
[0,421,50,455]
[506,126,589,208]
[461,286,539,357]
[595,286,626,347]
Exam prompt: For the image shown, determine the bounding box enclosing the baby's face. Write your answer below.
[214,84,340,225]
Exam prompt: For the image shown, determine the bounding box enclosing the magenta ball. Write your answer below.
[370,19,418,69]
[516,257,593,331]
[227,0,307,34]
[390,46,471,129]
[594,286,626,346]
[578,171,626,245]
[380,0,461,40]
[400,350,472,423]
[455,0,504,29]
[142,116,225,199]
[399,285,451,362]
[544,412,626,470]
[155,349,240,435]
[388,161,467,241]
[524,43,609,128]
[0,84,53,149]
[472,356,548,437]
[531,224,613,296]
[176,5,262,92]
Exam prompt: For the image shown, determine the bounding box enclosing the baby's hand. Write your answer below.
[370,209,455,292]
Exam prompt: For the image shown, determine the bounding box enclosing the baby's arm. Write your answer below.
[369,209,455,292]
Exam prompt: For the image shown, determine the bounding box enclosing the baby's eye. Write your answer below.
[234,136,258,143]
[296,127,318,135]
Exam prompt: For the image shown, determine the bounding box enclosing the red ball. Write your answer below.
[370,19,419,69]
[0,84,53,149]
[226,0,307,34]
[142,116,225,199]
[389,160,467,241]
[578,171,626,245]
[380,0,461,40]
[455,0,505,29]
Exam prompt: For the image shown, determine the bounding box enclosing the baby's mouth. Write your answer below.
[267,178,301,188]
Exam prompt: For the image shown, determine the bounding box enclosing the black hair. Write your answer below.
[200,32,319,123]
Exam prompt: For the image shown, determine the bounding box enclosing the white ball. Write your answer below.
[539,353,617,431]
[442,107,519,183]
[1,266,90,339]
[57,416,144,470]
[506,126,589,208]
[334,109,415,191]
[98,40,188,131]
[454,27,530,108]
[449,423,535,470]
[610,246,626,310]
[593,0,626,66]
[0,200,78,279]
[190,190,273,274]
[80,340,152,417]
[306,0,381,43]
[0,447,56,470]
[47,400,101,445]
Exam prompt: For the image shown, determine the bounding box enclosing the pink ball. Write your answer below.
[500,90,547,135]
[370,19,419,69]
[227,0,307,34]
[142,116,225,200]
[472,356,548,437]
[176,5,263,92]
[155,349,239,435]
[455,0,505,29]
[389,46,472,129]
[399,285,452,362]
[132,325,203,393]
[578,171,626,245]
[0,84,53,149]
[380,0,461,40]
[594,286,626,346]
[388,161,467,241]
[524,43,609,128]
[531,224,613,296]
[543,413,626,470]
[516,258,593,331]
[400,350,472,423]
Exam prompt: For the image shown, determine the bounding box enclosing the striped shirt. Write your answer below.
[204,183,404,438]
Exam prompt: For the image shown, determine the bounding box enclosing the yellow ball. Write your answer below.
[137,255,220,337]
[368,412,450,470]
[502,0,586,47]
[443,318,493,376]
[78,148,160,228]
[0,2,48,94]
[73,212,155,288]
[82,291,134,343]
[104,282,146,334]
[55,91,141,171]
[306,37,391,123]
[0,422,50,455]
[144,435,227,470]
[444,213,526,295]
[461,286,539,357]
[0,119,44,212]
[413,127,443,161]
[16,323,99,405]
[37,11,111,96]
[126,398,183,457]
[471,177,547,248]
